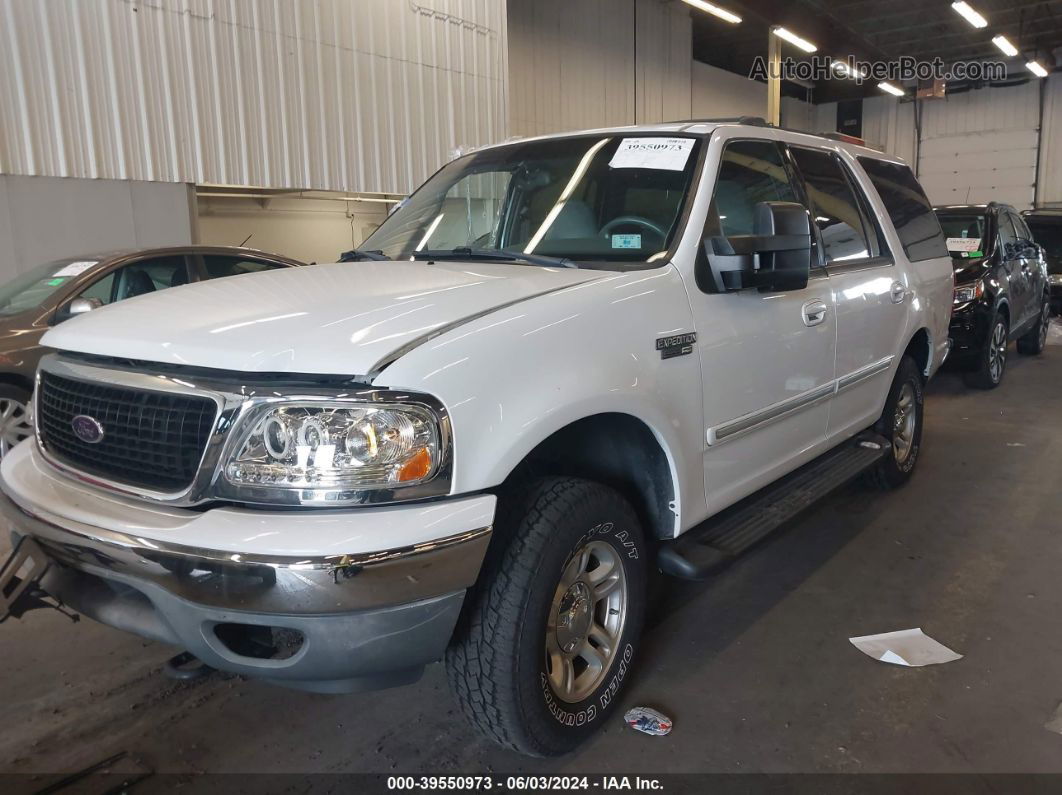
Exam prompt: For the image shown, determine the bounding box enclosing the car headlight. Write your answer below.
[953,280,984,304]
[222,400,445,502]
[1050,273,1062,286]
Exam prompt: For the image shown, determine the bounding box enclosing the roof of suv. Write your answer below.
[480,118,895,162]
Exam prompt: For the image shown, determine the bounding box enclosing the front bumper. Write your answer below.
[1,442,494,693]
[948,301,991,360]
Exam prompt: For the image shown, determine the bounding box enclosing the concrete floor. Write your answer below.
[3,327,1062,780]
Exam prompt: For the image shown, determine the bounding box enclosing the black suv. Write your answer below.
[1022,208,1062,316]
[935,203,1050,388]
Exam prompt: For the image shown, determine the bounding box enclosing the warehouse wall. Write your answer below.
[196,195,388,264]
[0,0,508,195]
[0,175,193,281]
[507,0,691,136]
[821,77,1062,210]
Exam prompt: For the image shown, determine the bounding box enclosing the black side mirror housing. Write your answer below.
[703,201,813,293]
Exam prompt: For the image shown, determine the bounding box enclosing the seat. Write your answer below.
[170,267,189,287]
[118,269,156,300]
[550,200,597,239]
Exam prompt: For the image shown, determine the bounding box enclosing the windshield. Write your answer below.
[0,258,100,317]
[360,135,703,267]
[936,213,987,257]
[1027,220,1062,261]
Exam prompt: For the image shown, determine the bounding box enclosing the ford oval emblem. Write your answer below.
[71,415,105,444]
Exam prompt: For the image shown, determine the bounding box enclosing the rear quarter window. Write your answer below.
[856,157,948,263]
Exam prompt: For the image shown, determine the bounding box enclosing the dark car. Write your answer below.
[1022,208,1062,315]
[935,203,1050,389]
[0,246,304,454]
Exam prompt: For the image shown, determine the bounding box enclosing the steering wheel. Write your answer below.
[600,216,667,239]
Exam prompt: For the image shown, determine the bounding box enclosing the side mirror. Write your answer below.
[55,297,101,323]
[703,201,813,293]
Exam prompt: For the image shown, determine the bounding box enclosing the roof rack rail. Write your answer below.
[669,116,770,127]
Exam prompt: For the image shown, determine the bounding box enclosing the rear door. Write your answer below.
[689,133,837,514]
[787,144,906,441]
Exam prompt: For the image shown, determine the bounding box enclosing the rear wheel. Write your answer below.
[0,384,32,457]
[964,313,1008,389]
[1017,296,1050,356]
[446,477,648,756]
[866,356,924,490]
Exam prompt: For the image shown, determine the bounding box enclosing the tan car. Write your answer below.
[0,246,304,455]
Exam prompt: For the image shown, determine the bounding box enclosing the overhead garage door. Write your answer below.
[916,83,1041,210]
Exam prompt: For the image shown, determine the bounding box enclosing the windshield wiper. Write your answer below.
[412,247,578,269]
[338,248,388,262]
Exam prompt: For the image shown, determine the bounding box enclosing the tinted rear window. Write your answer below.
[857,157,948,262]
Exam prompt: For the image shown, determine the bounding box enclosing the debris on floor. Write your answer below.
[849,628,963,667]
[624,707,673,736]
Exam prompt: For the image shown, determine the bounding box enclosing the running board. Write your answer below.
[658,434,890,580]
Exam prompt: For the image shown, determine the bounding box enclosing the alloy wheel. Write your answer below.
[892,381,917,464]
[545,540,628,703]
[0,397,31,456]
[988,321,1007,383]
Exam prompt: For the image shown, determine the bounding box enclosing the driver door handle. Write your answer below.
[802,299,828,327]
[891,281,908,304]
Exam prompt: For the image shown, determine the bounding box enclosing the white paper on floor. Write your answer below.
[849,628,962,667]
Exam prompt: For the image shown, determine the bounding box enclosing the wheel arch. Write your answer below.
[500,412,679,541]
[904,327,932,379]
[0,372,34,395]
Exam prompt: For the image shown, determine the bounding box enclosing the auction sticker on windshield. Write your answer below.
[610,137,694,171]
[946,237,981,253]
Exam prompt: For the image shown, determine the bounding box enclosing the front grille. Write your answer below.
[37,371,218,492]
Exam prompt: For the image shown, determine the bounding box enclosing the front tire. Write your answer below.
[1017,296,1050,356]
[866,356,924,490]
[964,313,1008,389]
[0,384,33,457]
[446,477,648,756]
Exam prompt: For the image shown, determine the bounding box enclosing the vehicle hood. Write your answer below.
[41,260,606,377]
[951,256,991,285]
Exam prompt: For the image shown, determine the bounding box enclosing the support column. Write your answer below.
[767,28,781,126]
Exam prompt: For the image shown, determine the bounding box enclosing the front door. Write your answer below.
[689,136,836,515]
[997,212,1030,331]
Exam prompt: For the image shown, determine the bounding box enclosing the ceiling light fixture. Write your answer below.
[950,2,987,29]
[832,59,860,78]
[992,35,1018,57]
[773,27,817,53]
[878,81,905,97]
[1026,61,1049,78]
[680,0,741,24]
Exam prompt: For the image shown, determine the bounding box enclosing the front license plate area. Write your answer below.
[0,536,51,621]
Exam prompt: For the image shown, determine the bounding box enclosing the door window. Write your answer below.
[93,256,189,305]
[856,157,948,262]
[201,255,290,279]
[790,147,873,264]
[997,212,1018,258]
[705,139,799,239]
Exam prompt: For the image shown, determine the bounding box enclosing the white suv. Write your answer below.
[0,120,953,756]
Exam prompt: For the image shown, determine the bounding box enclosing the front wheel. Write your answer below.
[1017,296,1050,356]
[964,313,1008,389]
[0,384,33,457]
[866,355,924,490]
[446,477,648,756]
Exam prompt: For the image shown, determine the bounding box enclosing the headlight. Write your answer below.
[223,401,443,500]
[1049,273,1062,286]
[953,280,984,304]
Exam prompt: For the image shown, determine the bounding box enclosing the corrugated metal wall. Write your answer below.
[0,0,507,194]
[827,79,1062,210]
[917,81,1041,208]
[507,0,691,137]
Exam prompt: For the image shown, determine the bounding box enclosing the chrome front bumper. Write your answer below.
[0,457,492,692]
